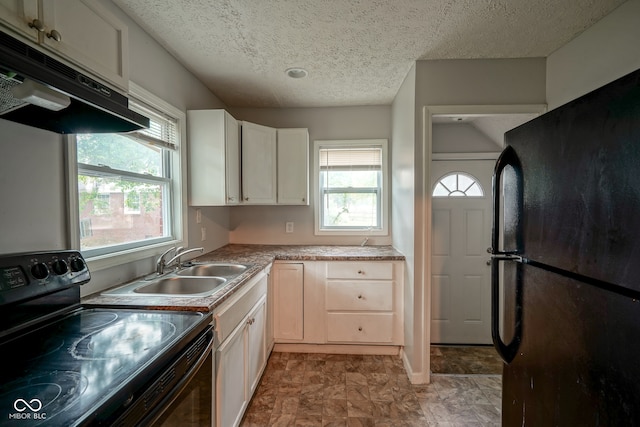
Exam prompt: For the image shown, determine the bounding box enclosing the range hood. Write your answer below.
[0,30,149,134]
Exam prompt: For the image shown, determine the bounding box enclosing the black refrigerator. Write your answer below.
[490,67,640,426]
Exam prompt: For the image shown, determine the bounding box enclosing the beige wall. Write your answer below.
[432,123,502,153]
[226,106,393,245]
[391,64,417,381]
[546,0,640,110]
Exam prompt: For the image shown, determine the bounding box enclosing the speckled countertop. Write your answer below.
[82,244,405,313]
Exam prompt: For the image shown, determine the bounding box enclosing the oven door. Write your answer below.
[116,327,215,427]
[151,351,214,427]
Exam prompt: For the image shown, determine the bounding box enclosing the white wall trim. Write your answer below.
[432,152,501,161]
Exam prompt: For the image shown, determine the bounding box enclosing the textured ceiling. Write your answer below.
[114,0,626,108]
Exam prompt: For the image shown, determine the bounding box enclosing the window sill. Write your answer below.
[84,240,183,273]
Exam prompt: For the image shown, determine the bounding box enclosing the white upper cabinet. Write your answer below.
[277,128,309,205]
[0,0,129,91]
[188,109,241,206]
[241,121,278,205]
[0,1,39,42]
[240,123,309,205]
[188,117,308,206]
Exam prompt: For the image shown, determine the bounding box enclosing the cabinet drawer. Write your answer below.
[326,262,393,280]
[326,281,393,311]
[215,271,267,344]
[327,313,394,343]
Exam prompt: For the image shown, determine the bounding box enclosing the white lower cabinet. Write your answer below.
[272,260,404,348]
[272,263,304,341]
[247,299,267,394]
[216,320,247,427]
[325,261,402,345]
[214,271,268,427]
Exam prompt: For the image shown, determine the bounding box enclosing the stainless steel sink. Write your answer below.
[103,276,227,297]
[133,276,226,296]
[176,263,250,278]
[102,263,252,298]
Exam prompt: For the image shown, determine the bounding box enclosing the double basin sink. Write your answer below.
[103,263,252,298]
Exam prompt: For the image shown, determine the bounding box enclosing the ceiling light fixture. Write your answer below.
[285,67,308,79]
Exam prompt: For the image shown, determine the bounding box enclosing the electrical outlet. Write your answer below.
[196,208,202,224]
[285,222,294,233]
[201,226,206,241]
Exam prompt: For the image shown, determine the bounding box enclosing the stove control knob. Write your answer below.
[31,263,49,280]
[52,260,68,275]
[70,257,86,272]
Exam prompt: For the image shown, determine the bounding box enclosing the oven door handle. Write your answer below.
[140,327,215,425]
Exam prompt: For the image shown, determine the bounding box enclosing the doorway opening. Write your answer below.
[425,107,544,376]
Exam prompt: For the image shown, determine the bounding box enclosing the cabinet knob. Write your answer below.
[357,294,363,299]
[46,29,62,42]
[357,270,364,275]
[244,197,249,201]
[358,327,363,332]
[28,19,45,32]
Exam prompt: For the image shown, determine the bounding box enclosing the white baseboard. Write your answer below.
[272,343,401,355]
[401,349,431,384]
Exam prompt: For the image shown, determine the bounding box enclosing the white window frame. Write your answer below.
[67,82,188,272]
[432,172,485,198]
[313,139,389,236]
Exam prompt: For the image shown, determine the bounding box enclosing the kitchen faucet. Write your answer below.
[165,247,204,271]
[156,246,177,275]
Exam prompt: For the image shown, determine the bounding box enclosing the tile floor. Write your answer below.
[241,351,502,426]
[430,346,503,375]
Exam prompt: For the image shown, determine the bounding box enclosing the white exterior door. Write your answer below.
[430,159,494,344]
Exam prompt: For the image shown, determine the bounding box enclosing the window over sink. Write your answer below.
[68,83,187,269]
[314,139,389,236]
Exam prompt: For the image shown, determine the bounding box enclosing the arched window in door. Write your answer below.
[433,172,484,197]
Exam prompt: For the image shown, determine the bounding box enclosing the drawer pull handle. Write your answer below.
[357,270,364,275]
[357,295,363,299]
[358,327,363,332]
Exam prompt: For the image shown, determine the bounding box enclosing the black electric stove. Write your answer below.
[0,251,212,426]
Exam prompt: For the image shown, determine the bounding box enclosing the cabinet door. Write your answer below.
[0,0,39,41]
[224,112,241,204]
[188,109,241,206]
[246,296,267,395]
[241,121,277,204]
[40,0,129,90]
[277,128,309,205]
[273,263,304,341]
[216,322,247,427]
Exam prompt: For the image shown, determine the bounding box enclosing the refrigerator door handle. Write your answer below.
[491,256,522,364]
[490,145,523,256]
[491,146,524,364]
